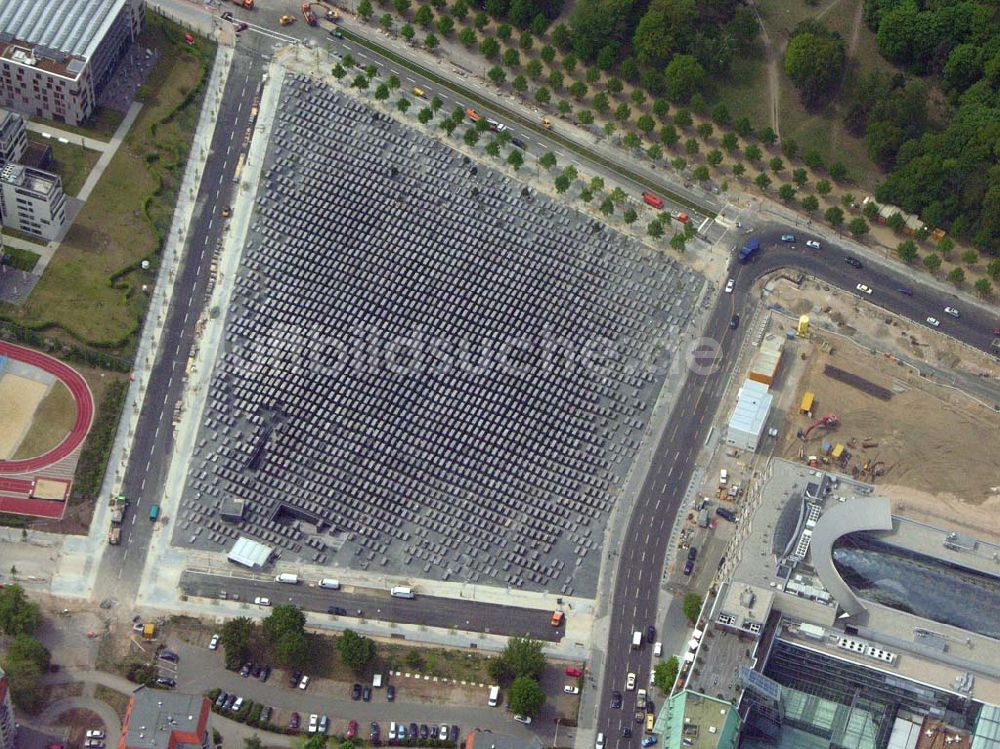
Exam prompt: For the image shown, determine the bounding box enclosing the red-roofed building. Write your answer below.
[119,688,210,749]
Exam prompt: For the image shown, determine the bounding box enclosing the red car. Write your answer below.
[565,667,583,677]
[347,720,358,739]
[642,192,664,209]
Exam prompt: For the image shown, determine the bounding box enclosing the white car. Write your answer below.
[596,733,606,749]
[86,732,105,741]
[626,672,637,691]
[513,715,532,724]
[439,725,449,740]
[564,685,580,694]
[308,715,319,734]
[724,278,735,293]
[254,596,270,606]
[299,675,311,690]
[806,240,821,249]
[855,284,872,295]
[926,316,941,327]
[944,306,960,318]
[209,634,220,650]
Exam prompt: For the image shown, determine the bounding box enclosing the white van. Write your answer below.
[488,685,500,707]
[390,586,415,599]
[389,723,397,740]
[275,573,299,584]
[318,578,341,590]
[653,641,662,657]
[373,673,383,688]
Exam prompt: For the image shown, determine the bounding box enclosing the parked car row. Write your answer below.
[240,662,272,682]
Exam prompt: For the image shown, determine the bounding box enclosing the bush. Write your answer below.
[683,593,702,624]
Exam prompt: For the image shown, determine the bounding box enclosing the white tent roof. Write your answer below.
[227,536,272,569]
[729,379,772,436]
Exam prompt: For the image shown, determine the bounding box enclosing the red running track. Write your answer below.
[0,341,96,475]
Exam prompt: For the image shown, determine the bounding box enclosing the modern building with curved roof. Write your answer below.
[809,497,893,617]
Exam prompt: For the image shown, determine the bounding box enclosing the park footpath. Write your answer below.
[49,38,236,601]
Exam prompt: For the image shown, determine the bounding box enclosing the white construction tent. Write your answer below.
[726,379,772,452]
[227,536,273,569]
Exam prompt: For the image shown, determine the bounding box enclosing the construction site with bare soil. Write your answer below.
[762,276,1000,543]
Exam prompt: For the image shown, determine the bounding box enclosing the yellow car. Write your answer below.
[542,117,552,129]
[279,15,295,25]
[412,86,425,97]
[221,206,232,218]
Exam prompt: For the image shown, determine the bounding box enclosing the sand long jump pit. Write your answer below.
[0,373,49,459]
[174,70,710,597]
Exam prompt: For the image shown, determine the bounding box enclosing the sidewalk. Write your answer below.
[26,121,111,151]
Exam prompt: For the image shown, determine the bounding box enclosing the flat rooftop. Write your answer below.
[724,458,1000,707]
[124,689,207,749]
[0,0,128,66]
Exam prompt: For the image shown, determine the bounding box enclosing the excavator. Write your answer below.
[303,1,340,23]
[798,413,839,441]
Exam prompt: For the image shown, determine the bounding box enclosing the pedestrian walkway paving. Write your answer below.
[25,121,110,151]
[75,102,143,203]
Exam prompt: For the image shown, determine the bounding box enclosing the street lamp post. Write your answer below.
[554,718,561,748]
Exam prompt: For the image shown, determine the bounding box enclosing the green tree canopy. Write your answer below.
[664,55,705,103]
[784,22,846,107]
[683,593,702,624]
[653,656,679,692]
[0,584,41,636]
[263,604,306,643]
[337,630,377,674]
[508,676,546,716]
[220,617,254,670]
[1,634,51,712]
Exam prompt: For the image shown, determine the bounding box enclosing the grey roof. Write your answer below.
[728,378,772,439]
[124,688,208,749]
[810,497,892,618]
[0,0,128,61]
[227,536,272,569]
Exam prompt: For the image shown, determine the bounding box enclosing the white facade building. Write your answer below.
[726,378,772,452]
[0,162,67,240]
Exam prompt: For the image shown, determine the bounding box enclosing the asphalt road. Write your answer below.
[95,44,270,601]
[180,571,563,641]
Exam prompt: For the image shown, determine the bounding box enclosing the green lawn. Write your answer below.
[39,139,102,197]
[0,13,214,350]
[710,56,769,130]
[1,246,41,272]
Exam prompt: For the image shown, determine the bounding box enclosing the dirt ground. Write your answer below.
[13,381,76,460]
[768,278,1000,541]
[0,373,48,458]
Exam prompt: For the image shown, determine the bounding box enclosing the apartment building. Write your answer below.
[0,108,25,164]
[0,162,66,240]
[0,0,145,126]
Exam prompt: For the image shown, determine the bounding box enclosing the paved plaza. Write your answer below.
[174,74,706,597]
